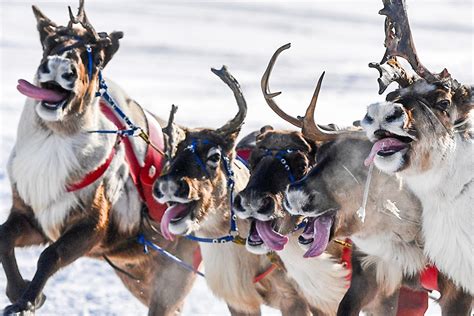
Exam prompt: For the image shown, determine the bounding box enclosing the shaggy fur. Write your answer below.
[1,5,197,315]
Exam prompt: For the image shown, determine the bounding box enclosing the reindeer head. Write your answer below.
[153,66,247,240]
[233,126,317,255]
[362,0,473,175]
[17,0,123,128]
[237,44,363,257]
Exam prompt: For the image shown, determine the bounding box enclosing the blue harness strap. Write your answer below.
[137,234,205,277]
[181,138,241,244]
[264,149,298,184]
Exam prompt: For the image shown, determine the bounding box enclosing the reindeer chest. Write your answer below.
[9,127,85,241]
[420,194,473,294]
[198,242,263,308]
[278,237,348,314]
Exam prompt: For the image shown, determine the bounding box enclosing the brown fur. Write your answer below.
[155,126,311,314]
[1,5,198,315]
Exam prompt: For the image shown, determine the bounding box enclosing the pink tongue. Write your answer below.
[364,137,407,166]
[160,204,188,241]
[303,215,333,258]
[255,220,289,251]
[17,79,67,103]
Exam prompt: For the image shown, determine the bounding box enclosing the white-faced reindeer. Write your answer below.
[261,43,448,316]
[1,2,199,315]
[154,66,313,315]
[361,0,473,312]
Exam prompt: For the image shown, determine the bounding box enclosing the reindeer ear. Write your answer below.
[259,125,273,134]
[453,85,473,117]
[32,6,57,47]
[102,31,123,67]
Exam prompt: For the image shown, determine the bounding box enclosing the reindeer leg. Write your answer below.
[337,252,378,316]
[2,185,110,315]
[2,215,104,315]
[147,238,198,316]
[438,274,473,316]
[0,208,46,306]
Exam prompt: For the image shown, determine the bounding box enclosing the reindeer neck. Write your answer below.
[196,158,250,238]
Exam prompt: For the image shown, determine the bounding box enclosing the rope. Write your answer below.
[103,255,142,281]
[137,234,205,277]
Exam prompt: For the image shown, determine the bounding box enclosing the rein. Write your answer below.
[180,138,246,245]
[59,43,205,277]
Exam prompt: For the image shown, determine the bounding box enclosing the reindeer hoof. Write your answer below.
[6,282,45,311]
[2,300,35,316]
[33,293,46,310]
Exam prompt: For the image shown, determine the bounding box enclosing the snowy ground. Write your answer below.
[0,0,472,315]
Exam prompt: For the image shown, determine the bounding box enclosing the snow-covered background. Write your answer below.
[0,0,472,315]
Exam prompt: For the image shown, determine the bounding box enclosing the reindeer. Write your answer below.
[361,0,473,313]
[154,66,313,315]
[0,2,199,315]
[260,43,434,316]
[233,125,351,316]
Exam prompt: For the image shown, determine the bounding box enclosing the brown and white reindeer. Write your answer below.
[262,44,435,316]
[233,124,351,316]
[153,66,313,315]
[1,2,199,315]
[361,0,473,312]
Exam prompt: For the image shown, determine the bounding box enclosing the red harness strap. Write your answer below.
[420,264,439,291]
[99,101,167,222]
[66,147,116,192]
[67,101,167,222]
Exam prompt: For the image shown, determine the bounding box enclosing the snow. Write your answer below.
[0,0,471,315]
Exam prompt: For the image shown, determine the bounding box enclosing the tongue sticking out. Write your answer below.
[303,215,333,258]
[160,204,189,241]
[17,79,68,103]
[364,137,408,166]
[255,220,288,251]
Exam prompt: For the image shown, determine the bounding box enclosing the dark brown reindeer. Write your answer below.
[154,66,313,316]
[1,2,198,315]
[233,126,351,316]
[361,0,473,313]
[261,43,431,316]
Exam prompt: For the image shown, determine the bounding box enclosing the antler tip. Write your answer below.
[267,91,282,98]
[211,65,228,76]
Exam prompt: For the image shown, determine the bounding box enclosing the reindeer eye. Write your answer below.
[435,100,450,111]
[363,114,374,124]
[208,153,221,163]
[206,148,222,169]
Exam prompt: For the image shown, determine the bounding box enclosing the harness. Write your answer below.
[263,148,299,184]
[57,42,204,277]
[65,45,167,222]
[178,138,245,245]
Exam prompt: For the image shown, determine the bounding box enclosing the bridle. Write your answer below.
[168,138,245,244]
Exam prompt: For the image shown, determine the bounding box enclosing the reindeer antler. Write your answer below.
[370,0,447,93]
[212,66,248,137]
[261,44,354,142]
[369,57,417,94]
[163,104,179,160]
[261,43,303,128]
[68,0,108,45]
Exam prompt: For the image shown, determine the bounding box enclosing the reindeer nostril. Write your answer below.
[61,72,76,81]
[175,179,189,199]
[374,129,391,138]
[233,195,244,212]
[39,62,50,74]
[257,196,275,215]
[153,182,164,199]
